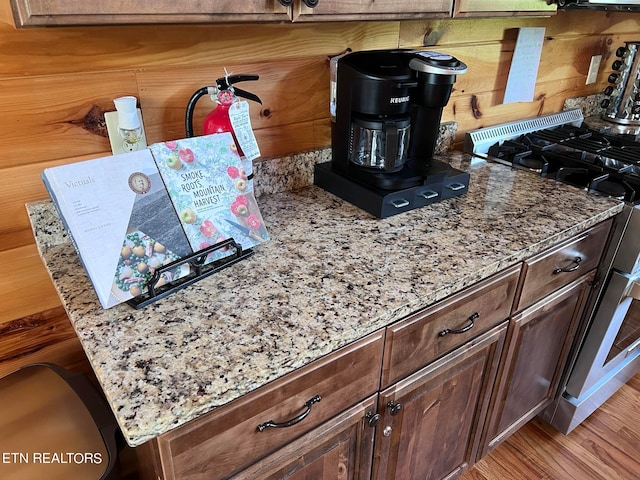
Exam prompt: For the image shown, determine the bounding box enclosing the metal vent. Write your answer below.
[464,109,584,155]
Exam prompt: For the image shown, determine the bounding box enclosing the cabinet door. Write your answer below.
[9,1,289,26]
[233,394,377,480]
[479,271,595,458]
[373,322,508,480]
[292,0,452,22]
[453,0,557,17]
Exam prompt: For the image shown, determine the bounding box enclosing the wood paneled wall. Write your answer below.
[0,11,638,377]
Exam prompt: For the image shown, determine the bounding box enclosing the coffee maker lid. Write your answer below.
[408,51,468,76]
[339,50,416,79]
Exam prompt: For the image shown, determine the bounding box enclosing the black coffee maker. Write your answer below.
[314,49,469,218]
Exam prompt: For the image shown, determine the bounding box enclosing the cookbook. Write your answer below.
[42,132,269,309]
[149,134,268,254]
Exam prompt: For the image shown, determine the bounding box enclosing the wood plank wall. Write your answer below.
[0,11,638,378]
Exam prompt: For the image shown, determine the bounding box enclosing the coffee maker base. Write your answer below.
[314,159,469,219]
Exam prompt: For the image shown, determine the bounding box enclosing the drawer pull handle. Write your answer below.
[257,395,321,432]
[553,256,582,274]
[438,312,479,337]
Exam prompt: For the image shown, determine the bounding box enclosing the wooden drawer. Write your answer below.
[515,219,612,311]
[232,394,378,479]
[453,0,557,17]
[151,330,384,480]
[381,265,520,388]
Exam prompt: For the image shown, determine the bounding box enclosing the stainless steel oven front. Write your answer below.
[543,204,640,433]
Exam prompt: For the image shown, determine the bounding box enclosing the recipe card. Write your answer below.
[503,27,546,104]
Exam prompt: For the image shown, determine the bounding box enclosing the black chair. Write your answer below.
[0,363,120,480]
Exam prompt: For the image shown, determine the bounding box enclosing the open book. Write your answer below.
[42,132,269,309]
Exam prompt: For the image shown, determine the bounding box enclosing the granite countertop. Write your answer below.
[27,152,623,447]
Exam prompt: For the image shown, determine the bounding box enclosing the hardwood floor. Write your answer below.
[460,372,640,480]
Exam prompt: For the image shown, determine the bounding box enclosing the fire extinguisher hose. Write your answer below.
[185,87,211,138]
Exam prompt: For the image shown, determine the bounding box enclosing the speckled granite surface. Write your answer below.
[27,150,623,447]
[564,94,606,118]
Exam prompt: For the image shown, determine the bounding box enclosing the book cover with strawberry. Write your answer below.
[149,132,270,262]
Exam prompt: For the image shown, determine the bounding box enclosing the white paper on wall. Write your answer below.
[503,27,546,104]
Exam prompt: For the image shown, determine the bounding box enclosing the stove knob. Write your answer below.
[601,98,611,108]
[608,73,621,84]
[604,86,614,96]
[632,105,640,115]
[616,46,629,58]
[612,60,624,71]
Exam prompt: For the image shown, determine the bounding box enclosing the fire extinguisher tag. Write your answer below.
[229,101,261,161]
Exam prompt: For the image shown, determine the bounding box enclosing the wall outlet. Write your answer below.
[586,55,602,85]
[104,109,148,155]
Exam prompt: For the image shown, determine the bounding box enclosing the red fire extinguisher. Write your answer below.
[185,73,261,156]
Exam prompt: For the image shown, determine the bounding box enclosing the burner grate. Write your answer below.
[533,130,574,143]
[465,109,640,204]
[603,147,640,164]
[564,137,611,152]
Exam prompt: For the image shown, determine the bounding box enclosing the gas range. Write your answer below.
[465,109,640,204]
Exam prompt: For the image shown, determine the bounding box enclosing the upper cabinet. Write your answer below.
[6,0,555,27]
[291,0,452,22]
[453,0,557,17]
[6,0,290,26]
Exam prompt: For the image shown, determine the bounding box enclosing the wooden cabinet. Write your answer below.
[143,331,384,480]
[477,220,611,458]
[371,266,518,480]
[7,0,452,26]
[478,272,595,457]
[291,0,452,22]
[233,394,378,480]
[9,0,556,26]
[453,0,557,17]
[133,221,613,480]
[373,322,508,480]
[381,264,520,388]
[7,0,290,26]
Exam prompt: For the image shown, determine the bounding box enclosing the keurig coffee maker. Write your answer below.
[314,49,469,218]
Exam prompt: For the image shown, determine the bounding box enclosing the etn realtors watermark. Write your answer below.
[2,451,103,464]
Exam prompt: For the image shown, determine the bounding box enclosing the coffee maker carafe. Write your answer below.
[315,49,469,218]
[349,116,411,173]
